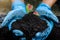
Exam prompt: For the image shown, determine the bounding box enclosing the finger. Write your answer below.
[1,10,15,27]
[13,29,24,36]
[8,19,16,30]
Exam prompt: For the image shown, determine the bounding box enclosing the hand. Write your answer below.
[33,2,59,40]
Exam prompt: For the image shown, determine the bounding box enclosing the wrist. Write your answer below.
[42,0,57,7]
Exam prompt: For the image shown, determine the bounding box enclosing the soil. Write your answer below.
[12,12,48,40]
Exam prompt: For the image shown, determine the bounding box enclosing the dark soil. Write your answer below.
[12,12,48,40]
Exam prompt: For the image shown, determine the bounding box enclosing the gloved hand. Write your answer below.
[1,0,27,28]
[1,0,26,37]
[36,3,59,23]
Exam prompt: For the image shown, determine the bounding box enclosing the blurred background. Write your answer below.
[0,0,60,15]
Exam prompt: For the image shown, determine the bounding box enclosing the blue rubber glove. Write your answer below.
[1,0,27,28]
[36,3,59,23]
[33,3,58,40]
